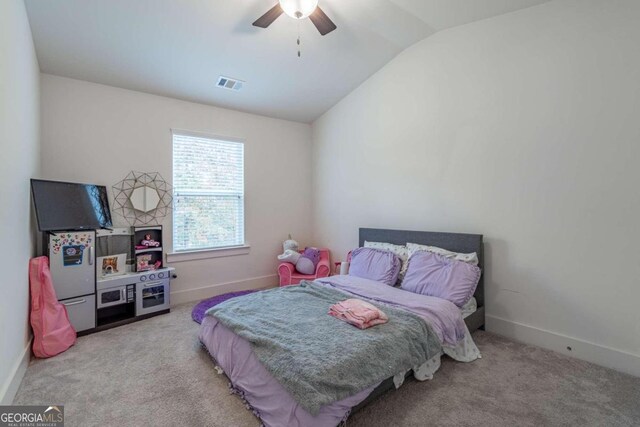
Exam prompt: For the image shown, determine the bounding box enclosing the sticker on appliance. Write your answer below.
[62,245,84,266]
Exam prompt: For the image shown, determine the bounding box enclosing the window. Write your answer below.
[172,131,244,252]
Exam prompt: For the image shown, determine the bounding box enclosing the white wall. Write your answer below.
[312,0,640,376]
[41,74,312,304]
[0,0,41,404]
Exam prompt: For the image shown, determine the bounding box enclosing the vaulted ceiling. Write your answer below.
[24,0,550,123]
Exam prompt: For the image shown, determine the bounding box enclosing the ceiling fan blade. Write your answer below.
[309,6,337,36]
[253,3,284,28]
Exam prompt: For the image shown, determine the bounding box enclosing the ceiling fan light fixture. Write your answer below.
[278,0,319,19]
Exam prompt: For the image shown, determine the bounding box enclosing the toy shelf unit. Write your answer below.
[95,228,136,331]
[134,225,164,272]
[94,226,173,332]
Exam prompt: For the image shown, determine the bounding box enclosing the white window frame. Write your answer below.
[168,129,249,262]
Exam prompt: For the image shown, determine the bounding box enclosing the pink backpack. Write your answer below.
[29,256,76,358]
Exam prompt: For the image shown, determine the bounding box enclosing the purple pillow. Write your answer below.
[401,251,481,307]
[348,247,401,286]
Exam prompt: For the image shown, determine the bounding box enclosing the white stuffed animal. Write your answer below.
[282,234,299,253]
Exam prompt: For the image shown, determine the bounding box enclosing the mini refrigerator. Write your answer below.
[47,231,97,332]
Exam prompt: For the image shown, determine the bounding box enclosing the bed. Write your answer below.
[199,228,485,427]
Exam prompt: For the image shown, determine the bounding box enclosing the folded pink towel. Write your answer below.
[331,300,381,322]
[328,299,388,329]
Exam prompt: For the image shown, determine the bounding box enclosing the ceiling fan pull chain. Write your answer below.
[297,21,301,58]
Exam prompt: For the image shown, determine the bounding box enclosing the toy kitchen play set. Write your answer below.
[31,179,176,335]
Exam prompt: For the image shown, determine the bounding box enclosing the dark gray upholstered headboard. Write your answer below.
[359,228,484,307]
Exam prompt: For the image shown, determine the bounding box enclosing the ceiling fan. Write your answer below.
[253,0,337,36]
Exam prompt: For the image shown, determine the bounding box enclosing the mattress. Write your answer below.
[200,317,374,427]
[199,276,480,427]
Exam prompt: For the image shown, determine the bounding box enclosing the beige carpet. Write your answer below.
[14,303,640,427]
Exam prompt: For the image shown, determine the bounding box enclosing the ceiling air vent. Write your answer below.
[216,76,244,91]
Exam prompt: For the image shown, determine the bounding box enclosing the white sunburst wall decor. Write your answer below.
[112,171,173,226]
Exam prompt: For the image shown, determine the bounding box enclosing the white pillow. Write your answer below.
[406,242,479,266]
[364,241,408,284]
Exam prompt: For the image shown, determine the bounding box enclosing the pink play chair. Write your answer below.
[278,248,330,287]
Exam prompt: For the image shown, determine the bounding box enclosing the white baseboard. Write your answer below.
[486,314,640,377]
[0,338,32,404]
[170,274,278,305]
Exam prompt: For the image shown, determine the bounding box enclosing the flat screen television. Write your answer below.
[31,179,113,231]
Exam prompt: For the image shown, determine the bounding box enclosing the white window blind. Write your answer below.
[172,132,245,252]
